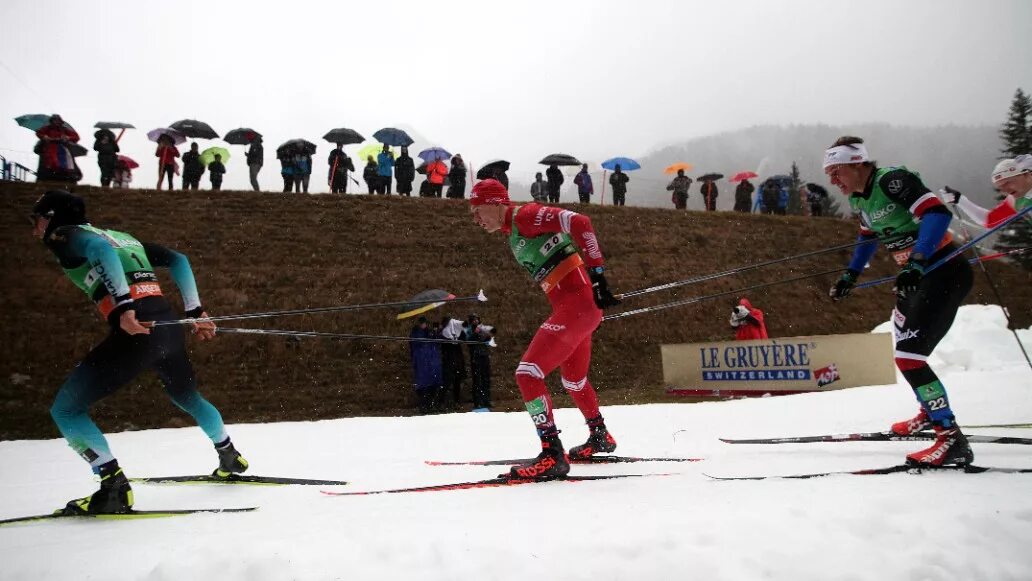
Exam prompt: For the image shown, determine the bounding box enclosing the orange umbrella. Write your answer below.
[664,162,694,175]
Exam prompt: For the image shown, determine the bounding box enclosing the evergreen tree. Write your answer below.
[787,162,803,215]
[819,193,844,218]
[1000,88,1032,157]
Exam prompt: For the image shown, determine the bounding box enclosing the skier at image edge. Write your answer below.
[940,154,1032,227]
[29,190,249,514]
[824,137,974,467]
[468,178,622,480]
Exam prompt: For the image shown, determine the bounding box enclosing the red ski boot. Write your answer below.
[906,425,974,467]
[507,436,570,481]
[891,408,931,436]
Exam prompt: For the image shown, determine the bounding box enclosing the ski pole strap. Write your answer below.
[217,327,497,347]
[604,267,846,322]
[152,289,488,327]
[618,238,875,300]
[856,205,1032,290]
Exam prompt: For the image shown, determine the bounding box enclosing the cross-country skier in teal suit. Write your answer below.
[30,190,248,514]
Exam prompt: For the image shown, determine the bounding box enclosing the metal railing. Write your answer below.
[1,155,35,182]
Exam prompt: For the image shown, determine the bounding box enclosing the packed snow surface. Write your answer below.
[1,305,1031,581]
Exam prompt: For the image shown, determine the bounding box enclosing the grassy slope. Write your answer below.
[1,182,1028,440]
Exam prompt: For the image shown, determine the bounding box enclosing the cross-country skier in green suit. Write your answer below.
[30,190,248,514]
[823,136,974,467]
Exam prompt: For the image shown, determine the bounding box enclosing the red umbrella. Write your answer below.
[117,155,139,169]
[730,171,758,183]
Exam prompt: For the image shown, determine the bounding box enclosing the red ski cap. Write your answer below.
[469,179,510,206]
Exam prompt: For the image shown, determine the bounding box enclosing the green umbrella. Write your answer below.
[200,146,230,167]
[15,114,74,132]
[356,142,395,163]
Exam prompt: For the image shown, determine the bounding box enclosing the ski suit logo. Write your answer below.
[540,322,566,332]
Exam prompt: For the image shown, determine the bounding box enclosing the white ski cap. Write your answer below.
[991,154,1032,185]
[823,143,871,169]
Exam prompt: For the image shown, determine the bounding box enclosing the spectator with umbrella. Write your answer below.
[573,163,593,204]
[363,155,379,194]
[33,114,81,183]
[294,151,312,193]
[545,164,564,203]
[698,173,722,211]
[327,144,356,194]
[207,153,227,191]
[608,165,629,206]
[181,143,205,190]
[224,129,263,191]
[113,155,136,189]
[447,154,467,199]
[476,160,510,190]
[376,144,395,194]
[395,146,416,196]
[757,178,778,214]
[731,171,758,213]
[601,157,640,206]
[276,139,314,193]
[666,169,693,210]
[150,130,183,191]
[419,148,451,198]
[93,128,120,188]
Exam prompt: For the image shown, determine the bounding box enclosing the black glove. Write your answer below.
[942,186,962,205]
[894,256,925,299]
[829,270,859,301]
[588,267,621,309]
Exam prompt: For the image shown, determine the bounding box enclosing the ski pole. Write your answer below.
[604,267,847,322]
[949,208,1032,372]
[152,289,488,327]
[218,326,497,347]
[856,205,1032,290]
[618,238,876,300]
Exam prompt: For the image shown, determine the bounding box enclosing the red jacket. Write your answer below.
[732,298,768,340]
[426,160,448,185]
[156,144,180,166]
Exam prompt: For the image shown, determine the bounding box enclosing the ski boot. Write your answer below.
[63,460,133,515]
[568,416,617,460]
[906,425,974,467]
[213,439,249,478]
[507,433,570,481]
[891,408,931,436]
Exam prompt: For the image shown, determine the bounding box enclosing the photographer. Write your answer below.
[729,297,768,340]
[464,314,496,412]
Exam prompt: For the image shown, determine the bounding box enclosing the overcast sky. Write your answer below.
[2,0,1030,192]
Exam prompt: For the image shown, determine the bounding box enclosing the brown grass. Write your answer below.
[1,181,1028,440]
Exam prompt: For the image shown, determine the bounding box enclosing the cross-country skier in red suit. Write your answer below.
[468,179,622,480]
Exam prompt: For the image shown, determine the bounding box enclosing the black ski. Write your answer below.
[131,474,348,486]
[706,464,1032,481]
[0,507,257,527]
[720,431,1032,445]
[425,455,702,466]
[322,472,674,496]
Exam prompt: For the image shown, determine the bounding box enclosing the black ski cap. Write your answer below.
[32,190,87,239]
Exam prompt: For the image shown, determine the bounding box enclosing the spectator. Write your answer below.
[327,144,355,194]
[805,183,828,217]
[208,153,226,191]
[440,316,468,407]
[295,152,312,193]
[729,297,768,340]
[363,156,379,194]
[609,164,629,206]
[377,144,395,194]
[464,314,495,412]
[426,157,448,197]
[530,172,548,202]
[734,179,754,213]
[279,151,296,193]
[35,114,81,183]
[759,179,779,215]
[573,163,594,204]
[112,157,132,188]
[700,178,718,211]
[246,136,263,192]
[93,129,119,189]
[155,134,179,191]
[447,154,467,199]
[666,169,692,210]
[410,317,443,414]
[776,183,789,215]
[395,146,415,196]
[545,163,564,203]
[181,143,204,190]
[490,165,509,190]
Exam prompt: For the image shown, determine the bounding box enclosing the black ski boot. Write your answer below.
[64,460,133,514]
[507,433,570,481]
[214,438,249,478]
[569,415,617,460]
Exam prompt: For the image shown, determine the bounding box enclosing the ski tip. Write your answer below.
[476,289,488,302]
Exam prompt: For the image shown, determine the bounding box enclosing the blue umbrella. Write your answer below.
[601,157,640,171]
[373,127,414,147]
[418,147,451,162]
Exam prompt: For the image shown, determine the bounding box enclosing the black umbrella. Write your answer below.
[169,119,219,139]
[277,138,317,158]
[805,183,829,197]
[373,127,414,147]
[64,142,88,157]
[416,161,428,175]
[224,128,262,145]
[539,153,581,166]
[94,121,135,130]
[475,159,510,180]
[698,173,724,181]
[323,128,365,145]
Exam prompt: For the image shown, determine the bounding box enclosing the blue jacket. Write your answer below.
[377,151,395,177]
[778,186,789,209]
[410,327,442,390]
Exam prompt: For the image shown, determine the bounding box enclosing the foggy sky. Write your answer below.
[1,0,1030,192]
